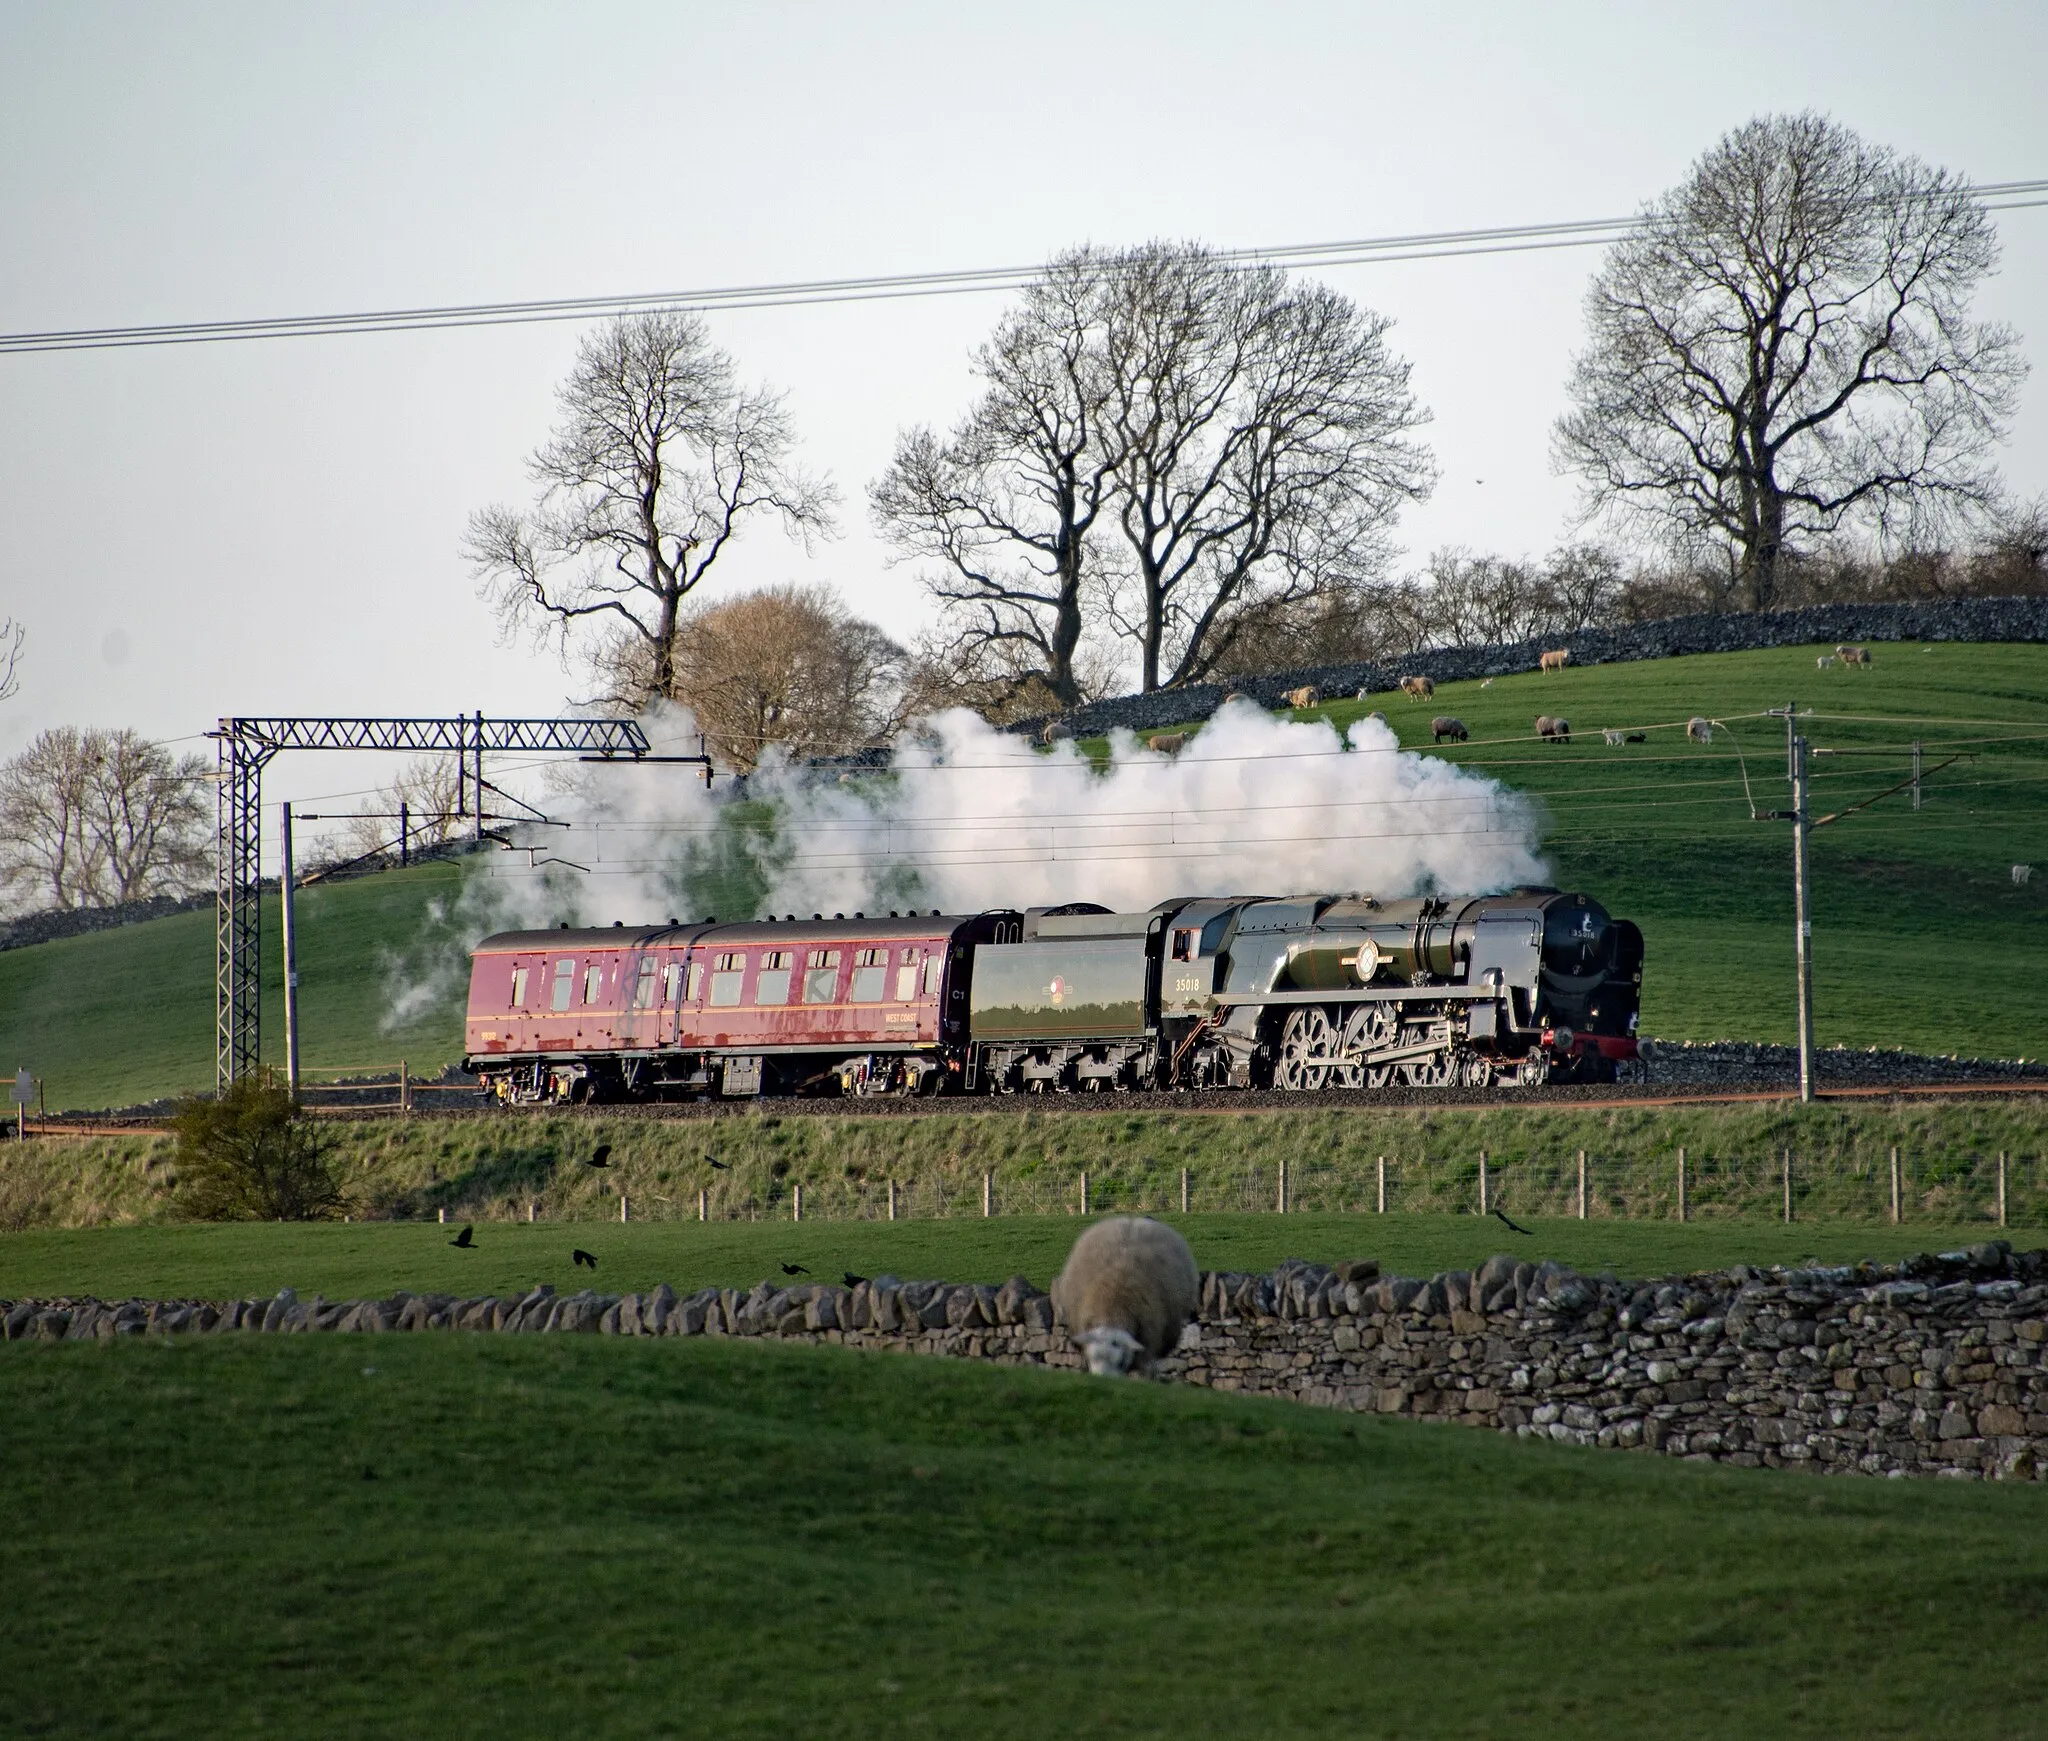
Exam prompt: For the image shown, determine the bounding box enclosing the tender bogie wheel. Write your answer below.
[1457,1052,1495,1088]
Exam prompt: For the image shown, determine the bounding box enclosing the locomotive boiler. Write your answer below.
[462,886,1641,1102]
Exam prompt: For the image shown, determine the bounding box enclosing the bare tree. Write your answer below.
[871,256,1121,710]
[0,727,209,912]
[1556,113,2027,611]
[333,755,468,865]
[0,618,22,702]
[466,311,838,706]
[1096,243,1433,690]
[659,584,908,772]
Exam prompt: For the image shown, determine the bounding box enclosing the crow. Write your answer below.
[843,1271,868,1288]
[589,1143,612,1168]
[1491,1205,1534,1237]
[572,1248,599,1270]
[707,1155,730,1171]
[780,1262,810,1277]
[449,1224,475,1249]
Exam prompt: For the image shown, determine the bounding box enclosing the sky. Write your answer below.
[2,0,2045,843]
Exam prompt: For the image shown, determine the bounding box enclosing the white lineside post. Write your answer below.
[1998,1151,2008,1228]
[983,1171,992,1218]
[1783,1148,1794,1223]
[1890,1146,1902,1224]
[399,1058,410,1115]
[621,1194,629,1224]
[1676,1147,1687,1222]
[1377,1154,1386,1214]
[1577,1149,1588,1221]
[437,1206,446,1225]
[793,1182,803,1223]
[1277,1158,1287,1214]
[279,800,301,1094]
[1180,1167,1189,1214]
[527,1200,535,1223]
[1080,1170,1090,1215]
[888,1179,898,1221]
[1478,1150,1489,1217]
[698,1187,708,1222]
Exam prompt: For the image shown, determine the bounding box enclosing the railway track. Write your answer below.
[20,1075,2048,1139]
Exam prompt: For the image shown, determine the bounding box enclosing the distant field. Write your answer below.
[4,1335,2047,1738]
[1,640,2043,1110]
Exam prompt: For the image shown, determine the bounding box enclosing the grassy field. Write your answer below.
[1,640,2044,1110]
[3,1333,2046,1739]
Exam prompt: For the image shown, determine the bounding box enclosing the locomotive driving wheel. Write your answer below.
[1336,1004,1399,1089]
[1273,1007,1339,1091]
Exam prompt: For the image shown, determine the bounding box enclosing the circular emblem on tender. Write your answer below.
[1047,976,1066,1006]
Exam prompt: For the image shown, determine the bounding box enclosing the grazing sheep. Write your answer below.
[2015,864,2035,886]
[1480,677,1495,689]
[1539,649,1571,673]
[1040,721,1074,745]
[1364,709,1390,728]
[1535,715,1570,743]
[1281,684,1320,711]
[1603,728,1625,746]
[1430,715,1468,743]
[1399,674,1435,701]
[1687,716,1714,744]
[1146,732,1187,754]
[1220,691,1250,707]
[1816,654,1838,669]
[1052,1216,1200,1377]
[1837,644,1872,665]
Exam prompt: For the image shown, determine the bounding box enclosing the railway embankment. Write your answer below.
[10,1240,2046,1481]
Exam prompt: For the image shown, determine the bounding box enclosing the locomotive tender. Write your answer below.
[464,886,1641,1102]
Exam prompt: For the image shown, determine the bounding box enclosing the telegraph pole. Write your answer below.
[279,801,302,1095]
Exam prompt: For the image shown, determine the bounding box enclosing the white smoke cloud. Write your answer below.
[464,699,1547,927]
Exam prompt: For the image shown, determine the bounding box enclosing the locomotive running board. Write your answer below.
[1210,987,1481,1007]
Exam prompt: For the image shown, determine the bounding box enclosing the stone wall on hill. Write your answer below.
[1012,595,2048,741]
[9,1240,2047,1482]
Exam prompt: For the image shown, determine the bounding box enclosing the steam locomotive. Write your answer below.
[463,887,1642,1102]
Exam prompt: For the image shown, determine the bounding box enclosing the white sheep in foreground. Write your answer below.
[1051,1216,1200,1377]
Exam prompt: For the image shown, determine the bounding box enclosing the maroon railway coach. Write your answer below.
[463,912,1020,1102]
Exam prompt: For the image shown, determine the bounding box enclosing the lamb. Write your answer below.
[1535,714,1570,742]
[1399,675,1435,701]
[1624,731,1647,744]
[1539,649,1571,673]
[1816,654,1838,669]
[1280,684,1320,710]
[1837,644,1872,665]
[1687,716,1714,745]
[1040,720,1074,745]
[1430,715,1468,743]
[1051,1216,1200,1377]
[1353,686,1375,702]
[1146,732,1187,754]
[1603,728,1625,746]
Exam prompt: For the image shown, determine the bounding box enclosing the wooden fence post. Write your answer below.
[1890,1146,1901,1225]
[1376,1154,1386,1215]
[400,1059,411,1115]
[1478,1150,1489,1217]
[698,1187,708,1223]
[1577,1149,1588,1221]
[1998,1151,2008,1228]
[527,1199,536,1223]
[793,1182,803,1223]
[1676,1147,1687,1222]
[1783,1148,1793,1223]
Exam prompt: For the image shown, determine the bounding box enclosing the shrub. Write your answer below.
[173,1076,344,1221]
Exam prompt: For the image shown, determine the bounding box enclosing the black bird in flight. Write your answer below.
[706,1155,730,1171]
[843,1271,868,1288]
[589,1143,612,1168]
[572,1248,599,1270]
[449,1224,475,1249]
[1491,1205,1534,1237]
[781,1262,810,1277]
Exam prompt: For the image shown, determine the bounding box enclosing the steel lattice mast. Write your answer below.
[209,714,653,1089]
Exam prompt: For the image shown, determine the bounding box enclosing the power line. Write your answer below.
[6,182,2045,356]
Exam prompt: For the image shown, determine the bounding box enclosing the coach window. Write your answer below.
[804,948,841,1003]
[632,958,659,1009]
[921,952,942,997]
[509,965,529,1008]
[663,961,684,1004]
[895,947,920,1001]
[584,961,604,1005]
[550,959,576,1012]
[710,951,746,1007]
[756,949,794,1005]
[850,947,887,1002]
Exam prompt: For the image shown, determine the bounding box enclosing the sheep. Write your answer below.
[1220,691,1250,707]
[2015,864,2035,886]
[1479,677,1495,689]
[1280,684,1320,711]
[1364,709,1390,729]
[1430,715,1468,743]
[1353,686,1375,702]
[1535,714,1571,743]
[1624,731,1646,744]
[1040,720,1074,745]
[1539,649,1571,673]
[1146,732,1187,754]
[1399,674,1435,701]
[1051,1216,1200,1377]
[1603,728,1625,746]
[1687,716,1714,745]
[1837,644,1872,665]
[1816,654,1838,670]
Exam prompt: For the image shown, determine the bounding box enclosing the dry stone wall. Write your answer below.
[9,1242,2047,1481]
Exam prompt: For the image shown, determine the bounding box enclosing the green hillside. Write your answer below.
[0,640,2042,1110]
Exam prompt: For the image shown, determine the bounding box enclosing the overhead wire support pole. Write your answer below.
[1783,703,1817,1105]
[208,713,653,1092]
